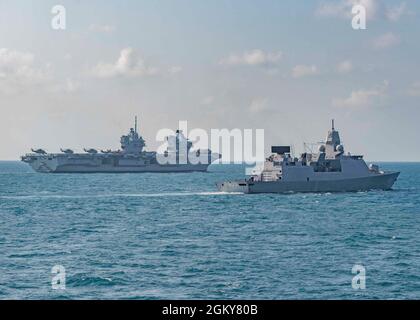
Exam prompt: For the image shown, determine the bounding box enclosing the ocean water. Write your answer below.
[0,161,419,300]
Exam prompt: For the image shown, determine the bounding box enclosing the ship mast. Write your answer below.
[135,116,138,133]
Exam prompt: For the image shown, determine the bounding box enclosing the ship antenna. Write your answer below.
[332,119,335,131]
[135,116,138,133]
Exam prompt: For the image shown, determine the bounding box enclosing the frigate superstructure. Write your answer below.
[22,117,220,173]
[217,121,399,193]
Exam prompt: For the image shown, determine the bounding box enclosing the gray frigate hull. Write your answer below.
[217,172,400,194]
[26,157,212,173]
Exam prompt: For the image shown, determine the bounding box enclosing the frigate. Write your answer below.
[21,117,220,173]
[217,121,399,193]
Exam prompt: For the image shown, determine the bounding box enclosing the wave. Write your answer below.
[0,191,243,200]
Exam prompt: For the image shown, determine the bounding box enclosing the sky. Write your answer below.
[0,0,419,161]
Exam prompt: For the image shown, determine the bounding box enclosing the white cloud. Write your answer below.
[89,24,116,34]
[316,1,349,18]
[0,48,33,65]
[249,98,269,113]
[0,48,44,81]
[336,60,353,74]
[373,32,400,49]
[48,78,80,94]
[0,48,80,95]
[407,82,420,97]
[63,78,80,93]
[386,2,409,22]
[332,81,388,108]
[292,65,319,78]
[200,96,215,105]
[92,48,158,78]
[220,49,283,67]
[0,48,50,93]
[316,0,377,19]
[168,66,182,74]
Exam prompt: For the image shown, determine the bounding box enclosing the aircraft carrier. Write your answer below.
[22,117,221,173]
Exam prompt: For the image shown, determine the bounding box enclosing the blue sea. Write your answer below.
[0,161,419,300]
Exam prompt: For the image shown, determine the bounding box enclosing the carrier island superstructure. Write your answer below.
[22,117,221,173]
[217,121,399,193]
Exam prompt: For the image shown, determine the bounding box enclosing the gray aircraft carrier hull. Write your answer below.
[26,160,211,173]
[217,171,400,193]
